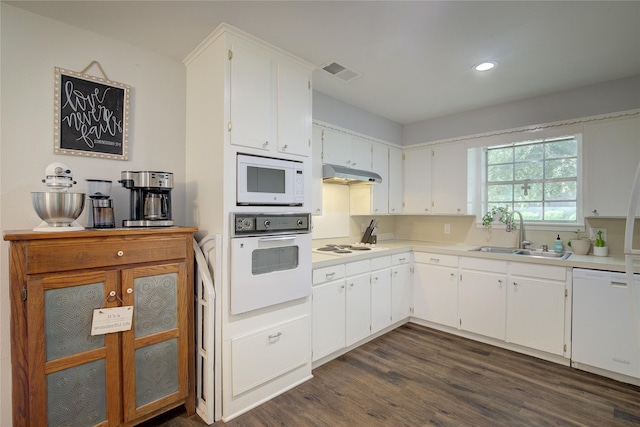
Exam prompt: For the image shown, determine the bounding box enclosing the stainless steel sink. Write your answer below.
[468,246,571,260]
[513,249,571,260]
[468,246,518,254]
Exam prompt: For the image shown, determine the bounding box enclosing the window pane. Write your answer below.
[487,147,513,164]
[546,139,577,158]
[514,182,542,201]
[544,181,577,200]
[515,161,543,180]
[488,184,512,202]
[545,158,576,179]
[515,144,543,161]
[488,164,513,181]
[515,202,543,221]
[544,202,577,221]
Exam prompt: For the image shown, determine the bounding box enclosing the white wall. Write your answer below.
[0,4,187,422]
[313,90,403,144]
[403,75,640,145]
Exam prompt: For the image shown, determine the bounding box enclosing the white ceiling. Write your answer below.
[7,1,640,125]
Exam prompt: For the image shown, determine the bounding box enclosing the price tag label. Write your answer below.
[91,306,133,335]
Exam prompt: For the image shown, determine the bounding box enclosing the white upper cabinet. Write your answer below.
[228,37,311,157]
[311,124,324,215]
[229,39,275,152]
[431,142,467,215]
[277,61,312,157]
[388,146,404,214]
[403,147,432,214]
[370,142,390,214]
[322,128,352,167]
[323,130,372,170]
[583,114,640,216]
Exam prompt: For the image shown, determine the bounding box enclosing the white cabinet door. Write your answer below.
[506,276,565,355]
[583,115,640,216]
[229,40,275,152]
[345,273,371,346]
[312,280,346,361]
[322,128,351,167]
[388,146,404,214]
[277,61,311,157]
[403,147,432,214]
[370,268,392,333]
[350,136,372,171]
[459,269,507,340]
[431,142,467,215]
[413,263,458,327]
[391,263,413,323]
[370,142,389,214]
[311,124,323,215]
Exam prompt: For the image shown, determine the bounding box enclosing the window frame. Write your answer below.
[469,133,584,231]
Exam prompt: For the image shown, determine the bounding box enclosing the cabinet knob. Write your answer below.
[592,209,598,215]
[513,281,518,287]
[498,279,503,284]
[349,283,354,287]
[340,284,345,289]
[117,250,124,257]
[283,144,288,150]
[126,288,133,294]
[263,141,270,148]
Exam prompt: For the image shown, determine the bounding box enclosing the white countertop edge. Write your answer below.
[312,239,639,273]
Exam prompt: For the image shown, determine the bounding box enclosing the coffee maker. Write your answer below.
[86,179,115,228]
[119,171,174,227]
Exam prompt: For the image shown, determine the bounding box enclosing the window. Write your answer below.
[484,135,580,224]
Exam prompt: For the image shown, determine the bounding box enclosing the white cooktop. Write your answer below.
[312,243,389,257]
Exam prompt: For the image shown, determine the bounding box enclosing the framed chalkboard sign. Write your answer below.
[54,67,130,160]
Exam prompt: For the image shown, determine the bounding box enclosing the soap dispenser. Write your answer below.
[554,234,564,253]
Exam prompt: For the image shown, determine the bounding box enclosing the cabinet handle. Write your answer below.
[263,141,270,148]
[349,283,354,287]
[283,144,288,150]
[450,273,455,277]
[117,250,124,257]
[340,284,345,289]
[399,257,406,262]
[326,272,336,279]
[513,281,518,287]
[498,279,503,284]
[268,332,282,340]
[430,258,439,263]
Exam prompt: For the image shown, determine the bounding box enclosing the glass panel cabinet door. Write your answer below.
[27,270,121,427]
[121,262,189,421]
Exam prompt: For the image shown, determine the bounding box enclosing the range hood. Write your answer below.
[322,164,382,184]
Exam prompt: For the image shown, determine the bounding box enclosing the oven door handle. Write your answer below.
[258,236,297,242]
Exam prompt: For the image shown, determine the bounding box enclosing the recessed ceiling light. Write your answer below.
[474,61,498,72]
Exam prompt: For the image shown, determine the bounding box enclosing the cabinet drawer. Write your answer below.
[392,252,411,265]
[414,252,457,268]
[346,259,371,276]
[460,256,507,273]
[26,236,187,274]
[313,264,346,285]
[509,262,567,281]
[371,255,392,270]
[231,315,309,396]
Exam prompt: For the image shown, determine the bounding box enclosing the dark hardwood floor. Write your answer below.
[142,323,640,426]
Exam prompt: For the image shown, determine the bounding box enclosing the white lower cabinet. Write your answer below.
[231,315,310,396]
[312,264,346,361]
[506,262,568,356]
[459,257,508,340]
[413,252,459,328]
[370,257,392,334]
[346,272,372,346]
[391,253,413,322]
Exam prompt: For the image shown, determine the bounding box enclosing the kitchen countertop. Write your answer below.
[312,239,640,274]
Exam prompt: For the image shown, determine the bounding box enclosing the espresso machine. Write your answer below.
[86,179,115,228]
[119,171,174,227]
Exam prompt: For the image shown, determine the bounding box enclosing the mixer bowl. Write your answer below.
[32,192,85,227]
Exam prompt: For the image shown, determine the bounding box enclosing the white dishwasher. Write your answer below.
[572,268,640,381]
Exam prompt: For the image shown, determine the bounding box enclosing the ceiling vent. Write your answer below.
[320,60,361,82]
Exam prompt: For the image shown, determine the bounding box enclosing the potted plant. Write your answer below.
[482,206,513,229]
[568,229,591,255]
[593,230,608,256]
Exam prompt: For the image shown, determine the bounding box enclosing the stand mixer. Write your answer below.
[31,162,85,231]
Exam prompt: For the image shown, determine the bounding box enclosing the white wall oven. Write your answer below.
[230,213,311,314]
[236,154,304,206]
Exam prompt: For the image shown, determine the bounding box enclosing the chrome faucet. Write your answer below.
[505,211,532,249]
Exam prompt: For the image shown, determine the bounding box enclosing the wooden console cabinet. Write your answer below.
[4,227,197,426]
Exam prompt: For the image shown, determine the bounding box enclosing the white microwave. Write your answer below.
[237,154,304,206]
